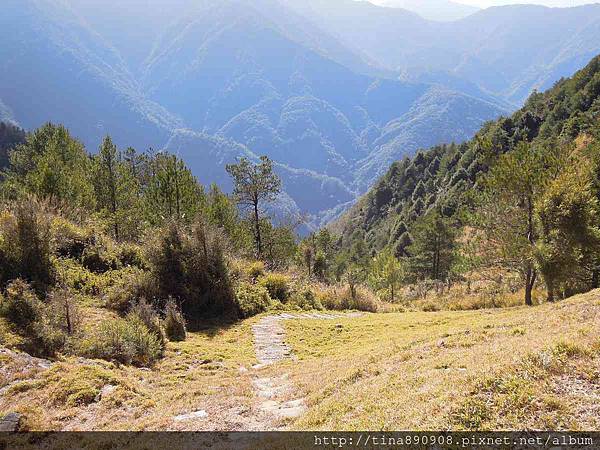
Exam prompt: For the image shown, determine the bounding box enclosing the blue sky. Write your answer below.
[460,0,598,7]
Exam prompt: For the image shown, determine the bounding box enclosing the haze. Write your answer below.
[459,0,598,7]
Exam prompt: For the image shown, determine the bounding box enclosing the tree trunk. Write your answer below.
[525,266,536,306]
[592,269,599,289]
[546,278,555,303]
[253,198,262,257]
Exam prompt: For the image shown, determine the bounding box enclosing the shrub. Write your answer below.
[79,315,163,366]
[147,220,236,323]
[163,299,186,342]
[81,236,120,273]
[316,285,378,312]
[129,298,165,345]
[56,258,104,297]
[258,273,291,302]
[51,217,93,260]
[0,200,54,293]
[103,267,156,313]
[117,243,146,269]
[46,286,81,336]
[0,279,67,356]
[245,261,265,280]
[289,287,323,311]
[0,279,41,329]
[235,282,272,318]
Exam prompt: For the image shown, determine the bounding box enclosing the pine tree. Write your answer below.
[3,123,94,209]
[407,210,456,282]
[226,156,281,257]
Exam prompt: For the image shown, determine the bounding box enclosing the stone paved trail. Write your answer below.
[250,312,362,426]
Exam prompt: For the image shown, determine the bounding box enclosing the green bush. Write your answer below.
[245,261,265,280]
[163,299,186,342]
[0,279,41,329]
[235,282,272,318]
[0,200,54,293]
[0,279,68,356]
[317,285,379,313]
[129,298,165,345]
[56,258,104,297]
[51,217,93,260]
[147,220,236,322]
[289,287,323,311]
[79,315,163,366]
[103,267,156,313]
[117,243,146,269]
[81,236,120,273]
[258,273,291,302]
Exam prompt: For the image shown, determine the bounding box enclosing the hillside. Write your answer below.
[1,0,509,228]
[2,290,598,430]
[290,1,600,104]
[334,54,600,257]
[4,1,600,229]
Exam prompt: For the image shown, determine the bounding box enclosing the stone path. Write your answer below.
[250,312,362,426]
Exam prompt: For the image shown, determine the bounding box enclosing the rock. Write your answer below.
[0,412,22,432]
[238,366,248,373]
[95,384,117,402]
[173,410,208,422]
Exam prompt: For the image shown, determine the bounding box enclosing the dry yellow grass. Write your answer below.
[0,318,259,431]
[283,290,600,430]
[1,291,599,431]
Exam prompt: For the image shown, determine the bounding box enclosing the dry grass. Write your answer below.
[283,290,600,430]
[0,291,598,431]
[0,318,259,431]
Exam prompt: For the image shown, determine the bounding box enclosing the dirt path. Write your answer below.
[250,312,362,428]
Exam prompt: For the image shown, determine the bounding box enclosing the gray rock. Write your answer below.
[0,412,22,432]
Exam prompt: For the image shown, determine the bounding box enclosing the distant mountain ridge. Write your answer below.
[333,54,600,256]
[368,0,479,21]
[1,0,598,230]
[289,1,600,104]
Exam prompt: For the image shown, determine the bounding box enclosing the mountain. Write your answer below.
[1,0,507,229]
[2,0,599,230]
[368,0,479,22]
[288,1,600,104]
[333,54,600,255]
[0,0,180,151]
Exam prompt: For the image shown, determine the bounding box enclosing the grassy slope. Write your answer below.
[283,292,600,430]
[1,292,599,431]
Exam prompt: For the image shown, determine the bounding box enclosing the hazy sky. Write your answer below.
[459,0,598,7]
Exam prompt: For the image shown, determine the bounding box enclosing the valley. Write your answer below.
[3,0,600,228]
[1,0,600,439]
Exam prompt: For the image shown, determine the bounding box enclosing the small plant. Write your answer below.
[235,282,272,318]
[103,267,155,313]
[245,261,265,280]
[289,287,323,311]
[0,279,68,356]
[163,299,186,342]
[258,273,291,302]
[0,279,41,329]
[129,298,165,345]
[51,217,93,260]
[79,315,163,366]
[117,243,146,269]
[81,237,120,273]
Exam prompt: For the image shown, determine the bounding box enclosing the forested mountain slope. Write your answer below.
[1,0,507,226]
[334,54,600,257]
[288,1,600,104]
